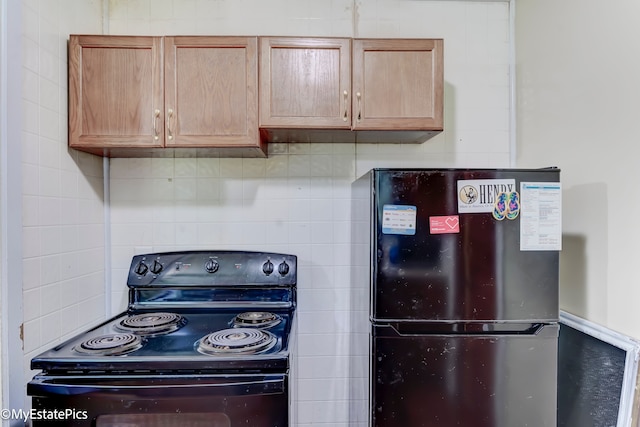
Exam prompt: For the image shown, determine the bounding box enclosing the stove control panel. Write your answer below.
[128,251,297,287]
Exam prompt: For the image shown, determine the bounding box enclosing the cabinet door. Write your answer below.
[352,39,443,130]
[259,37,351,129]
[164,36,260,149]
[68,35,164,150]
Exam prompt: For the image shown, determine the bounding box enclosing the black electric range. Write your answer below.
[28,250,297,427]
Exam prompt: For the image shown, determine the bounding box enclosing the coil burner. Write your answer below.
[115,312,187,336]
[197,328,277,356]
[73,333,143,356]
[232,311,282,329]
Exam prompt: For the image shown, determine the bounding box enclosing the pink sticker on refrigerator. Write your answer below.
[429,215,460,234]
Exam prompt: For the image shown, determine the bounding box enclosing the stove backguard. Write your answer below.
[126,251,297,309]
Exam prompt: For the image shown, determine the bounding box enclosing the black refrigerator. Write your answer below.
[353,168,562,427]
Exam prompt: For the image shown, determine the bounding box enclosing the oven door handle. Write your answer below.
[28,374,286,397]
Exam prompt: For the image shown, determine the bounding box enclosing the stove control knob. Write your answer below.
[150,260,163,275]
[135,261,149,276]
[205,259,219,273]
[262,260,274,276]
[278,261,290,276]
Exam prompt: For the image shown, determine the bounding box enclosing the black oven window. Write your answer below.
[96,413,231,427]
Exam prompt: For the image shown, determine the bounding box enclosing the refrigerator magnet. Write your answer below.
[457,179,516,213]
[382,205,417,235]
[429,215,460,234]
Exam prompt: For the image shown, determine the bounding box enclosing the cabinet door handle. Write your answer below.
[343,90,349,122]
[356,92,362,122]
[167,108,174,140]
[153,109,161,141]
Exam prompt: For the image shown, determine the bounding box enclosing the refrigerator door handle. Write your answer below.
[376,322,556,337]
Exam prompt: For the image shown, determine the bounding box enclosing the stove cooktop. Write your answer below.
[32,251,298,373]
[32,307,295,372]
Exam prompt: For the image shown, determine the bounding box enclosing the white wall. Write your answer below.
[515,0,640,340]
[19,0,105,404]
[107,1,511,426]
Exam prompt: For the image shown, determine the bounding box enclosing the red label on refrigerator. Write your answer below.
[429,215,460,234]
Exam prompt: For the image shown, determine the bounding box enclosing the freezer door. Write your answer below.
[372,169,560,322]
[371,323,559,427]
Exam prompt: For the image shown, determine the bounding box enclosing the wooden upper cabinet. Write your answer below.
[165,36,260,149]
[68,35,263,157]
[259,37,351,129]
[259,37,443,143]
[352,38,443,131]
[69,35,443,155]
[68,35,164,150]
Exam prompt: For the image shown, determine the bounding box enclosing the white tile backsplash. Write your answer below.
[19,0,105,403]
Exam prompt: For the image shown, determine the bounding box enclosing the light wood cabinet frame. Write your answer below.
[164,36,260,149]
[69,35,263,157]
[68,35,444,156]
[68,35,164,151]
[259,37,352,129]
[352,38,444,131]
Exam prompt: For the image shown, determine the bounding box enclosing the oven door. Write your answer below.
[28,373,289,427]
